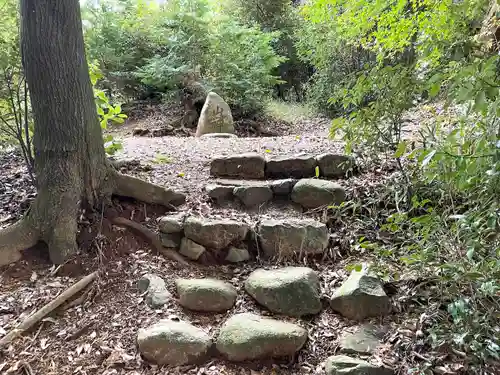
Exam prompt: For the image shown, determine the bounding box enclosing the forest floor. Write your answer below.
[0,103,485,375]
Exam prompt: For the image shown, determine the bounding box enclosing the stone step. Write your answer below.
[157,214,331,262]
[206,177,346,209]
[210,152,355,180]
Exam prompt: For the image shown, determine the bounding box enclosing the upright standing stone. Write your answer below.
[195,92,234,137]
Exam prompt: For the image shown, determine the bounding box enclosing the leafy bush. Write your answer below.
[83,0,283,113]
[302,0,499,365]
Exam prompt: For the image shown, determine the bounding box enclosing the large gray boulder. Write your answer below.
[195,92,234,137]
[330,267,391,321]
[176,278,237,312]
[137,320,211,365]
[184,217,250,250]
[258,219,328,258]
[316,154,355,178]
[291,179,346,209]
[266,155,317,178]
[245,267,322,317]
[233,184,273,208]
[216,313,307,361]
[137,274,171,308]
[325,355,393,375]
[210,153,266,179]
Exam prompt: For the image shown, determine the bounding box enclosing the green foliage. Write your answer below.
[89,63,126,155]
[302,0,499,364]
[83,0,284,112]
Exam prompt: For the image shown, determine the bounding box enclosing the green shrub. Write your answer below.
[83,0,284,113]
[302,0,499,365]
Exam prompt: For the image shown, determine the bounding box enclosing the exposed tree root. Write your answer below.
[111,216,193,268]
[0,219,39,266]
[0,170,190,267]
[0,271,97,348]
[114,172,186,208]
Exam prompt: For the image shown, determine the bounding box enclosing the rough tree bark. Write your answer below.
[0,0,185,266]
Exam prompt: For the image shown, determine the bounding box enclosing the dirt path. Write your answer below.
[0,116,428,375]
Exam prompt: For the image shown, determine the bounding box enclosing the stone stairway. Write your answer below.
[206,152,355,209]
[135,152,394,374]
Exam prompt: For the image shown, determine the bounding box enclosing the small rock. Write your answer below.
[195,92,234,137]
[216,313,307,361]
[325,355,393,375]
[160,232,182,248]
[179,238,206,260]
[137,274,171,308]
[269,179,298,196]
[258,219,328,258]
[205,184,234,204]
[330,266,391,321]
[200,133,238,138]
[266,155,317,178]
[291,179,346,209]
[158,214,185,234]
[225,247,250,263]
[184,217,250,250]
[176,278,237,312]
[233,185,273,208]
[210,153,266,179]
[137,320,211,365]
[245,267,322,317]
[339,325,384,355]
[316,154,356,178]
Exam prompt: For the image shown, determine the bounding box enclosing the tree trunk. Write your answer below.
[0,0,185,266]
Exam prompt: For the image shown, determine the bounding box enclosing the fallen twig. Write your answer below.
[0,272,98,348]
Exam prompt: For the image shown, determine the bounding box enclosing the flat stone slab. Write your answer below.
[137,320,211,366]
[216,313,308,361]
[325,355,393,375]
[210,153,266,179]
[266,155,317,179]
[176,278,237,312]
[184,217,250,250]
[291,179,346,209]
[258,219,328,258]
[339,324,384,354]
[245,267,322,317]
[330,266,391,321]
